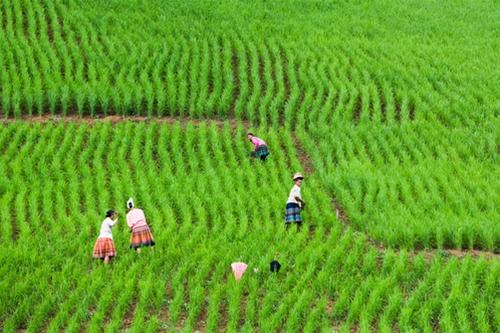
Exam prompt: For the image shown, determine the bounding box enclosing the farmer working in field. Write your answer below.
[247,133,270,161]
[285,173,305,230]
[92,209,119,264]
[126,198,155,253]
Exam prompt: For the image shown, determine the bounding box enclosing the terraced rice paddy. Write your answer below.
[0,0,499,332]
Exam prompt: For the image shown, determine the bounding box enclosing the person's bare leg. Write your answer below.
[104,256,109,264]
[136,247,141,254]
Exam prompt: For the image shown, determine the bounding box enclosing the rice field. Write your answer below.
[0,0,499,332]
[0,0,498,125]
[0,122,498,332]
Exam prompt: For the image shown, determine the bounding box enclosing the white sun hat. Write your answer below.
[292,172,304,181]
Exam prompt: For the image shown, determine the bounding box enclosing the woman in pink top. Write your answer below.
[126,198,155,253]
[247,133,270,161]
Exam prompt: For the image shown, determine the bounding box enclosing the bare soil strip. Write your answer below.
[292,132,314,174]
[0,114,250,129]
[195,304,208,333]
[120,301,136,332]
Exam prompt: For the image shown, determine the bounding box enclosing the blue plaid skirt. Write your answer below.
[253,145,270,159]
[285,203,302,224]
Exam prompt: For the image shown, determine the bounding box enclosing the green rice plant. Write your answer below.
[282,47,300,127]
[187,39,201,118]
[205,283,223,332]
[257,42,275,128]
[176,37,190,116]
[217,35,233,115]
[129,271,156,333]
[63,269,107,333]
[45,273,94,333]
[103,269,138,333]
[245,41,261,125]
[194,38,210,115]
[25,269,74,333]
[168,265,187,325]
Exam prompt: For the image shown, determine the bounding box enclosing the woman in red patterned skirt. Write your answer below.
[93,210,119,264]
[126,198,155,253]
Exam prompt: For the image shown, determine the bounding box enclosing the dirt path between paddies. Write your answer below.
[0,114,250,129]
[292,133,499,261]
[292,132,314,174]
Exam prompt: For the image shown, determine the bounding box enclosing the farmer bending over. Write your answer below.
[247,133,270,161]
[92,210,119,264]
[126,198,155,253]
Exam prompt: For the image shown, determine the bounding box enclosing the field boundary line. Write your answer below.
[0,115,251,128]
[292,131,314,174]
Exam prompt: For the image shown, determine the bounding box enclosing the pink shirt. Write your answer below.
[126,208,148,231]
[250,136,266,149]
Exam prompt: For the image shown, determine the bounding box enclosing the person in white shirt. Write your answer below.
[285,173,305,230]
[92,210,119,264]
